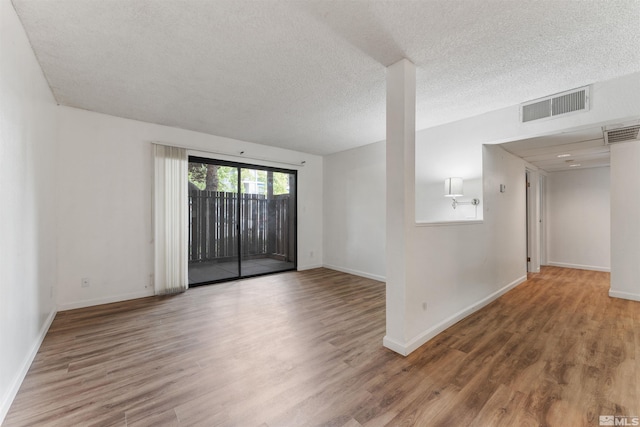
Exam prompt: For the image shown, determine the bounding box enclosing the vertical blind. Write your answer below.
[153,144,188,295]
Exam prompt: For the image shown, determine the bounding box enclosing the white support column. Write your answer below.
[383,59,416,355]
[610,141,640,302]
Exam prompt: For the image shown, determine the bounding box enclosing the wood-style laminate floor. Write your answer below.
[4,267,639,426]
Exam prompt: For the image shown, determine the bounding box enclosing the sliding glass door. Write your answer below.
[240,168,296,276]
[188,157,296,286]
[188,163,240,283]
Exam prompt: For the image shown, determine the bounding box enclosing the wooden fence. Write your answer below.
[189,191,293,263]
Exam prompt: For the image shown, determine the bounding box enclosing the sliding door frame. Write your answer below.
[188,156,298,286]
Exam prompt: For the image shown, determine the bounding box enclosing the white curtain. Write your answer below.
[153,144,188,295]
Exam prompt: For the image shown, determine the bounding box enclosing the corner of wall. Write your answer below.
[0,308,56,423]
[608,289,640,302]
[387,275,527,356]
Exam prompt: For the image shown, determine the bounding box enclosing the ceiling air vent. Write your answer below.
[604,124,640,145]
[521,86,590,123]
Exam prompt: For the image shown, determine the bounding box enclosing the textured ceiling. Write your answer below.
[501,119,640,172]
[11,0,640,155]
[501,126,611,172]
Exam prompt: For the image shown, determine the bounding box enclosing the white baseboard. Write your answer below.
[58,290,154,311]
[382,335,409,356]
[297,263,323,271]
[0,307,56,424]
[323,264,386,282]
[384,275,528,356]
[609,290,640,302]
[547,262,610,272]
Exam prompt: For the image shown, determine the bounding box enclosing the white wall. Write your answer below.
[610,141,640,301]
[57,107,323,310]
[400,144,527,350]
[546,167,610,271]
[0,0,59,421]
[417,177,483,222]
[323,141,385,281]
[415,131,484,223]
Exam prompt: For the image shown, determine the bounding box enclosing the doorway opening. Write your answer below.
[187,157,297,286]
[526,169,545,273]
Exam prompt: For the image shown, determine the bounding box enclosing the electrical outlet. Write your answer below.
[81,277,90,288]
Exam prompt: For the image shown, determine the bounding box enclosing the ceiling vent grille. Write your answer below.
[521,86,590,123]
[604,125,640,145]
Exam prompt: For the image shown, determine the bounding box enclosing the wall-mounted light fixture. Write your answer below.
[444,177,480,210]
